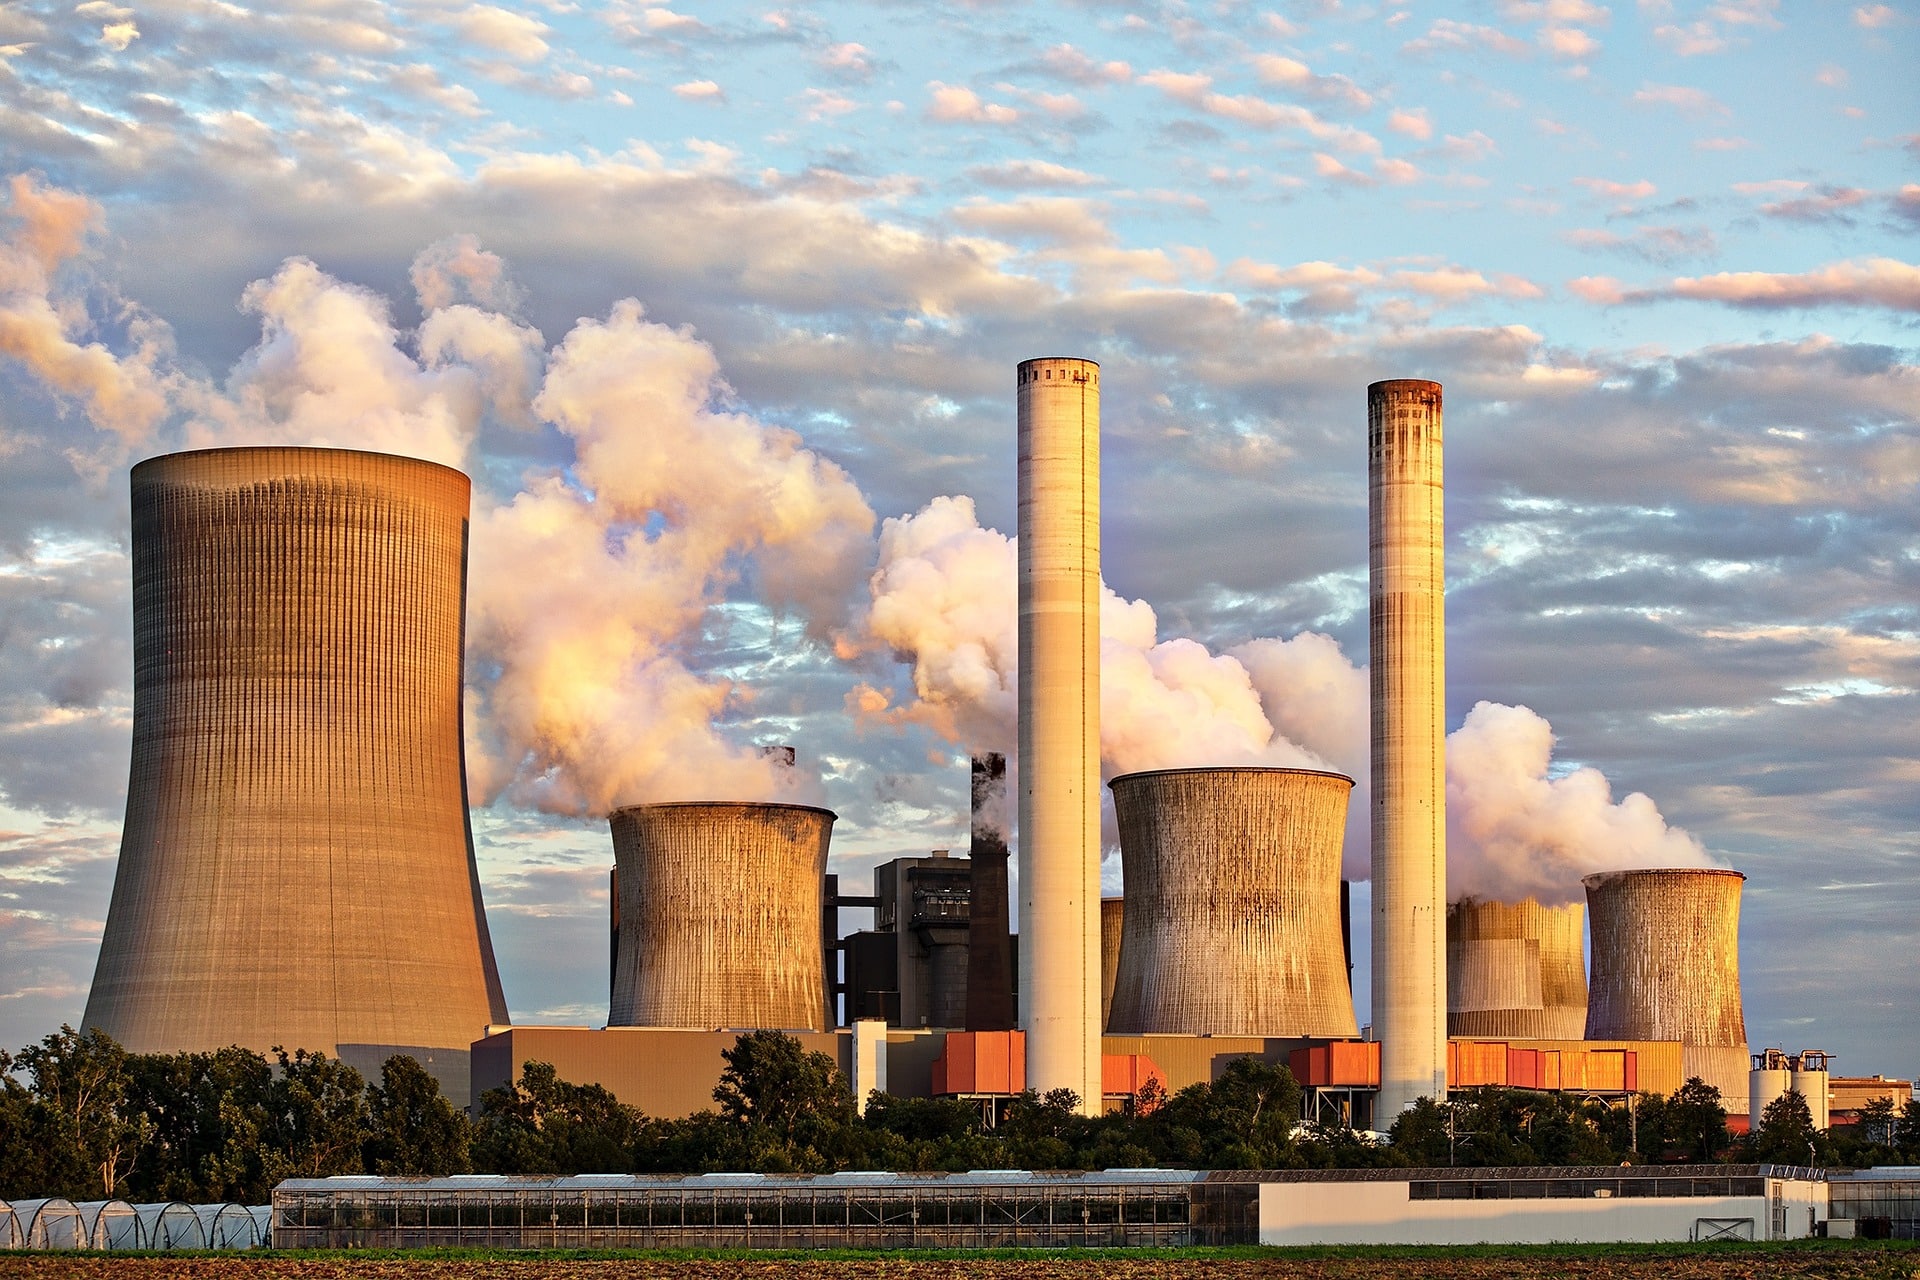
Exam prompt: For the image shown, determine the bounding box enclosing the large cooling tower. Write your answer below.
[609,802,834,1031]
[1106,768,1359,1038]
[84,447,508,1102]
[1016,356,1103,1112]
[1584,868,1750,1112]
[1369,378,1448,1116]
[1447,897,1589,1041]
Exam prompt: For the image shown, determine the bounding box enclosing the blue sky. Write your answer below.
[0,0,1915,1083]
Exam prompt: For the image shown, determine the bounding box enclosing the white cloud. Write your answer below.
[925,82,1018,124]
[455,5,552,62]
[672,80,724,102]
[1389,108,1433,139]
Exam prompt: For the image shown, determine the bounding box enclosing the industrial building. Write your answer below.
[80,371,1800,1182]
[83,447,507,1104]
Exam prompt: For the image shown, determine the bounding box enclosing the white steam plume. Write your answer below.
[0,175,172,456]
[0,181,873,815]
[465,299,875,813]
[1446,700,1716,903]
[837,496,1355,833]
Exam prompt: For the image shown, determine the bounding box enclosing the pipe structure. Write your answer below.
[1107,768,1358,1037]
[83,447,507,1104]
[1584,868,1751,1112]
[965,753,1016,1032]
[1016,355,1103,1113]
[1446,897,1589,1041]
[608,802,836,1031]
[1368,378,1448,1117]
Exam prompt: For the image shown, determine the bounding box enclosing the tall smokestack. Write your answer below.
[1016,355,1102,1114]
[966,753,1016,1031]
[1369,378,1447,1117]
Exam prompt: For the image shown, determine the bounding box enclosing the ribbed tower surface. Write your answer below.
[1098,897,1124,1033]
[1447,897,1589,1041]
[1107,768,1359,1038]
[608,802,835,1031]
[1584,868,1751,1112]
[1369,378,1448,1116]
[1016,356,1103,1113]
[84,447,508,1102]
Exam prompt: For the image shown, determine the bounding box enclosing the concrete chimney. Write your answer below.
[1368,378,1448,1117]
[966,752,1016,1032]
[1016,355,1103,1114]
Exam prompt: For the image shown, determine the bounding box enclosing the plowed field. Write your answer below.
[3,1247,1917,1280]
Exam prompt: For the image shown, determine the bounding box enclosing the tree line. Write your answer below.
[5,1025,1917,1202]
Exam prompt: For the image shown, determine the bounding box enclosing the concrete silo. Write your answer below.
[1446,897,1589,1041]
[1584,868,1750,1112]
[83,447,508,1103]
[1016,356,1103,1112]
[1369,378,1448,1115]
[1106,767,1358,1038]
[609,802,835,1031]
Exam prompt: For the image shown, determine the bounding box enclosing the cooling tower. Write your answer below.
[1106,768,1359,1038]
[1369,378,1448,1115]
[1447,897,1589,1041]
[83,447,508,1103]
[1584,868,1750,1112]
[608,802,834,1031]
[1099,897,1123,1033]
[965,753,1016,1032]
[1016,356,1103,1113]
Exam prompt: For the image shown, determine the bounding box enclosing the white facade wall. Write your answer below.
[1258,1178,1827,1245]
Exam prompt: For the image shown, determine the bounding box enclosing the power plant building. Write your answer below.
[1016,356,1104,1112]
[608,802,835,1032]
[1106,768,1358,1039]
[83,446,508,1104]
[1447,897,1589,1041]
[1368,378,1449,1116]
[1584,868,1751,1112]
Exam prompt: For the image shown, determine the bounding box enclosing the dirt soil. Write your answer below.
[3,1249,1918,1280]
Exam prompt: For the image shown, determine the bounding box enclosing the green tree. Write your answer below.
[10,1026,152,1196]
[1896,1099,1920,1161]
[472,1060,643,1174]
[1857,1096,1899,1149]
[1387,1096,1452,1165]
[124,1045,274,1202]
[364,1055,471,1175]
[1666,1077,1730,1162]
[711,1031,857,1172]
[1749,1088,1833,1166]
[262,1048,370,1181]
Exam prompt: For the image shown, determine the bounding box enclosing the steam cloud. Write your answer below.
[1445,700,1716,904]
[2,176,1721,880]
[1,178,871,814]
